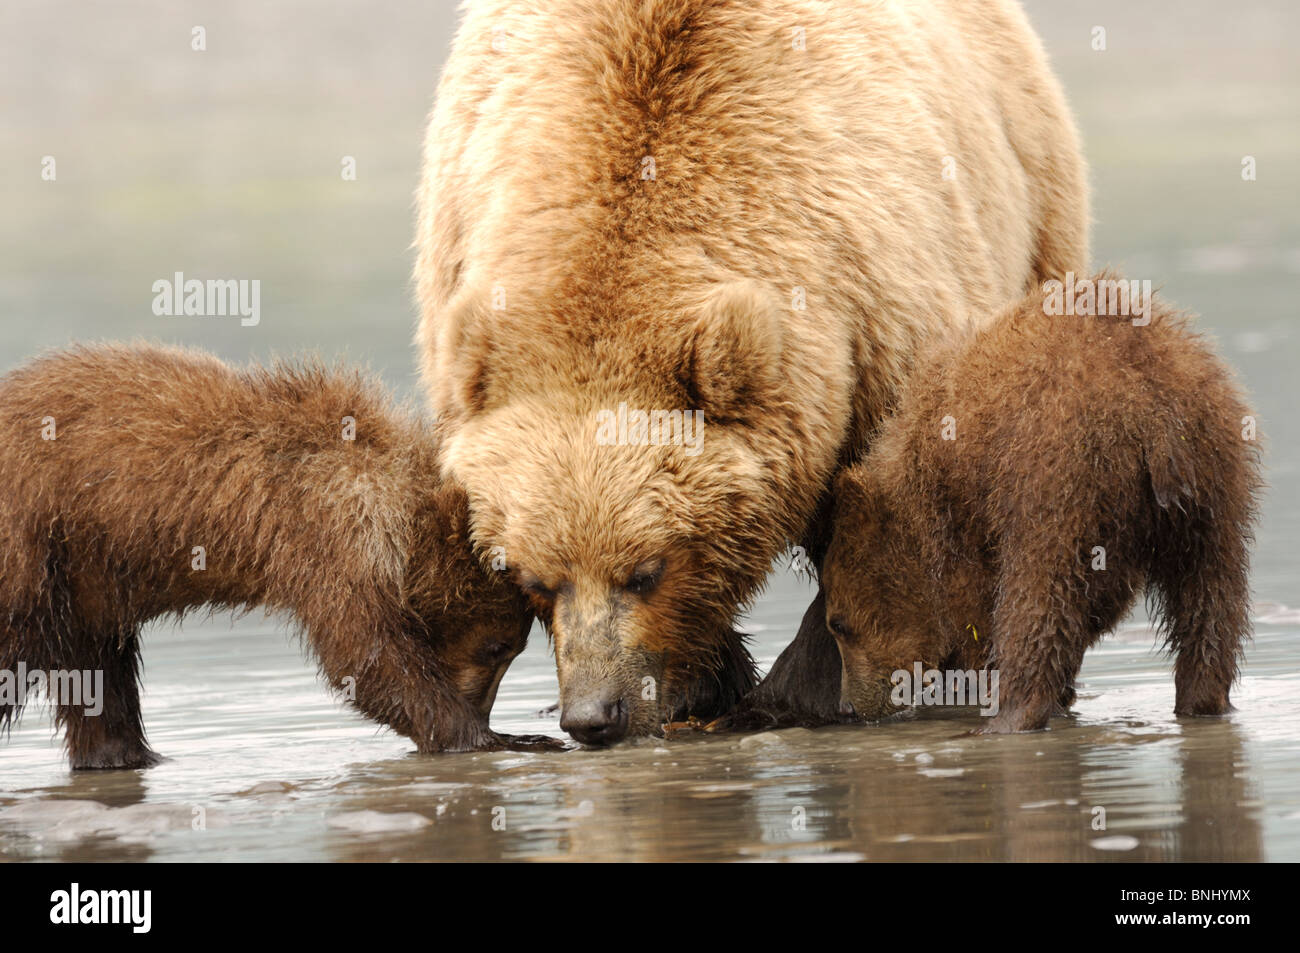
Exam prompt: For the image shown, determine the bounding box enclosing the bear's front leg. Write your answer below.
[667,626,759,723]
[715,590,844,730]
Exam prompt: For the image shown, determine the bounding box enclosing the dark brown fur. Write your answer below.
[0,344,548,768]
[823,280,1263,731]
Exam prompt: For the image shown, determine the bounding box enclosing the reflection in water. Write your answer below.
[0,601,1293,862]
[1171,721,1263,863]
[309,711,1266,863]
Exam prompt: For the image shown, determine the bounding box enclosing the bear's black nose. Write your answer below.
[560,696,629,746]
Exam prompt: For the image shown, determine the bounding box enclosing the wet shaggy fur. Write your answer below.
[0,344,541,769]
[823,281,1262,732]
[414,0,1089,740]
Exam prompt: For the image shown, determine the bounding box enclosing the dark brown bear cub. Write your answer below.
[0,344,549,768]
[823,278,1262,732]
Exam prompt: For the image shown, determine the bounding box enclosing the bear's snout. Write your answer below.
[560,693,629,746]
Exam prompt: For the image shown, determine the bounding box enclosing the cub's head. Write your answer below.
[405,481,532,719]
[822,465,936,720]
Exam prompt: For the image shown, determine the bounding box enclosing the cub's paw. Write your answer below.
[70,742,164,771]
[1174,698,1234,718]
[494,732,568,752]
[970,708,1049,735]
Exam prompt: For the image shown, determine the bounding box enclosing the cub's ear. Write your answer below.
[833,465,888,528]
[428,479,473,543]
[684,280,783,420]
[427,286,492,421]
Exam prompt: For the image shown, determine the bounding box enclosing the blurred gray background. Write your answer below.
[1,0,1297,593]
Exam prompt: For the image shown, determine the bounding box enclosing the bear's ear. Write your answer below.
[683,280,783,421]
[432,287,491,420]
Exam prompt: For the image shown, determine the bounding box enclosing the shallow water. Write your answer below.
[1,594,1299,861]
[2,0,1298,861]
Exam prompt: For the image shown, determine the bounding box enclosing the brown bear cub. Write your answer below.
[0,344,554,768]
[823,278,1262,732]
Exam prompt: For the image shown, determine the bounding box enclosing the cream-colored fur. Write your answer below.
[412,0,1090,735]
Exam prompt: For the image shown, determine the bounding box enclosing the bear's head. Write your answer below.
[431,279,802,744]
[405,481,533,719]
[822,464,939,720]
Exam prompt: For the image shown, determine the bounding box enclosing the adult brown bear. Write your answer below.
[414,0,1089,742]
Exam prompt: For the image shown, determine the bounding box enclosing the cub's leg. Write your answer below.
[980,540,1099,733]
[58,624,159,769]
[982,604,1089,733]
[1152,517,1252,718]
[1054,682,1077,716]
[0,619,28,737]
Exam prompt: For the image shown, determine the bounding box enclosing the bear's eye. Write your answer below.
[478,640,514,664]
[625,558,665,597]
[518,573,557,603]
[828,616,852,640]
